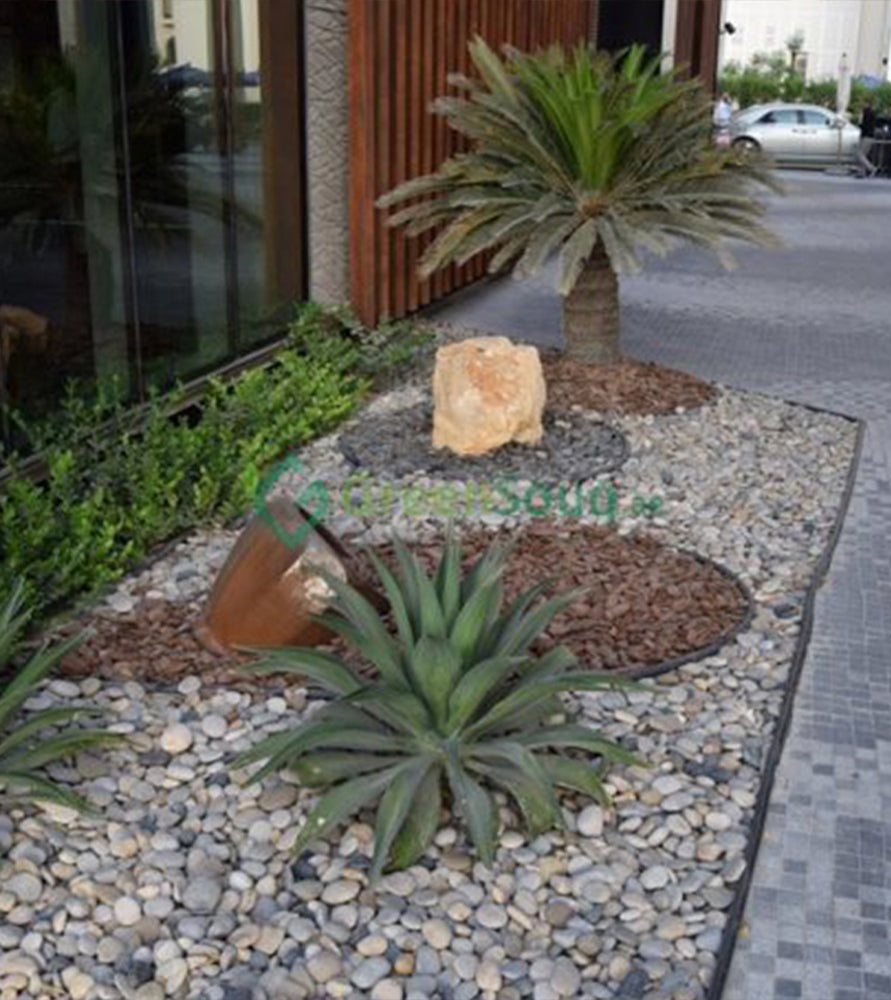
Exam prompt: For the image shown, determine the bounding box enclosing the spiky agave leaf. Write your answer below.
[0,583,123,811]
[378,39,780,294]
[237,536,639,874]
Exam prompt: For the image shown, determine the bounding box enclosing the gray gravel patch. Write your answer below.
[336,403,628,482]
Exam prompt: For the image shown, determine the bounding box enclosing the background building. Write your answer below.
[0,0,720,438]
[720,0,891,81]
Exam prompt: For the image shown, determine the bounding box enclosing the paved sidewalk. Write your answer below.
[431,172,891,1000]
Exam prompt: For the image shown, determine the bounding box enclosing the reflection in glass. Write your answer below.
[0,1,128,429]
[124,0,232,389]
[0,0,300,446]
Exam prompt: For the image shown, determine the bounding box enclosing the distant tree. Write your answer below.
[785,31,805,73]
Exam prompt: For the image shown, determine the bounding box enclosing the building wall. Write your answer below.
[674,0,721,92]
[721,0,891,81]
[348,0,595,326]
[305,0,350,304]
[662,0,679,72]
[856,0,891,79]
[297,0,721,326]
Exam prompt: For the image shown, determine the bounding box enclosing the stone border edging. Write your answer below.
[705,409,866,1000]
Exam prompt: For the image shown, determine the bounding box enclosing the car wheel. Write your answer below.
[732,137,761,155]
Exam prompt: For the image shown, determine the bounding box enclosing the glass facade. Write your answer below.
[0,0,305,439]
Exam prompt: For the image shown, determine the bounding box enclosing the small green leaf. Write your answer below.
[370,759,433,879]
[320,575,405,686]
[344,684,432,737]
[518,724,641,765]
[409,637,463,726]
[389,764,443,869]
[291,753,408,788]
[1,729,123,771]
[449,581,502,666]
[469,740,562,834]
[291,768,400,856]
[460,545,510,602]
[447,654,524,732]
[236,718,406,784]
[0,629,85,730]
[538,753,612,807]
[240,648,364,695]
[434,530,462,628]
[477,580,551,659]
[492,588,587,658]
[468,758,559,835]
[0,707,99,758]
[414,565,447,640]
[464,672,618,740]
[393,540,425,634]
[364,548,416,650]
[445,748,497,866]
[0,770,95,814]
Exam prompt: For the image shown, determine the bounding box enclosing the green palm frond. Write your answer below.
[237,536,638,875]
[379,39,780,292]
[0,583,122,811]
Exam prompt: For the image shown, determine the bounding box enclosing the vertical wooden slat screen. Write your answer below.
[349,0,594,326]
[674,0,721,93]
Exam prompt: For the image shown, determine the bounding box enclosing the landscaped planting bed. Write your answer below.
[59,523,749,687]
[0,362,857,1000]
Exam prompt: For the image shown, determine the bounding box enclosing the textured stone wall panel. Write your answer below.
[305,0,349,304]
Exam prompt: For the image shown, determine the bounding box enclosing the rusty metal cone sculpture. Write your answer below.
[196,497,380,655]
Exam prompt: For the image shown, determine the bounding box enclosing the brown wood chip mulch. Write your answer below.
[60,523,749,687]
[542,356,717,415]
[378,523,749,676]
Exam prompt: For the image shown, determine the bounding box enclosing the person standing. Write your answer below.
[713,92,733,147]
[857,102,877,177]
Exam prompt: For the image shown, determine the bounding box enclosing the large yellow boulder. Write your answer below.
[432,336,546,456]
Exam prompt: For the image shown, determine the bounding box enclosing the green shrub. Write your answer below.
[288,302,435,388]
[236,535,637,876]
[0,581,121,810]
[0,304,422,620]
[720,55,891,117]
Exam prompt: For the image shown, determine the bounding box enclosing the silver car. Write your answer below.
[729,103,860,165]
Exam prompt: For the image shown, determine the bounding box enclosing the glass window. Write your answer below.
[0,1,132,436]
[122,0,234,391]
[0,0,306,449]
[759,109,800,125]
[802,110,831,126]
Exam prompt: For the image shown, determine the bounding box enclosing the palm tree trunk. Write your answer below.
[561,244,621,364]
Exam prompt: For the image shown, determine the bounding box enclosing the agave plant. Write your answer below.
[0,582,120,810]
[379,41,780,364]
[236,537,637,876]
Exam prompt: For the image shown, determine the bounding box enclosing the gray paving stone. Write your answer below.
[432,170,891,1000]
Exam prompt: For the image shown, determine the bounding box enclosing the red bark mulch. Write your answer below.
[60,523,749,686]
[542,355,718,415]
[380,523,749,675]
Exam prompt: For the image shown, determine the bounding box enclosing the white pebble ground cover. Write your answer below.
[0,385,857,1000]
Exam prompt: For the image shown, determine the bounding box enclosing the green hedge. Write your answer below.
[719,60,891,117]
[0,304,430,620]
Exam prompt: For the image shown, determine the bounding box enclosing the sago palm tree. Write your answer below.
[379,41,780,364]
